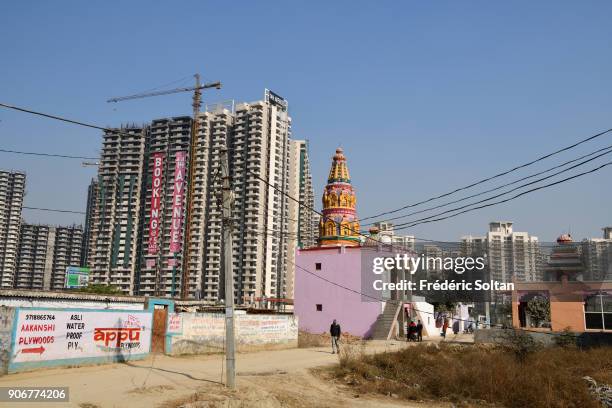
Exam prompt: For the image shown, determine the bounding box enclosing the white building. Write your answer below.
[372,221,415,250]
[581,227,612,281]
[0,170,25,288]
[462,221,541,282]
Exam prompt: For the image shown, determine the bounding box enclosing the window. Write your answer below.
[585,293,612,330]
[316,304,323,312]
[315,262,321,270]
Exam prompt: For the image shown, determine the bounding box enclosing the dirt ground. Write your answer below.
[0,335,470,408]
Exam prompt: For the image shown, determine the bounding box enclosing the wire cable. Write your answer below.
[23,206,86,214]
[364,143,612,226]
[0,148,98,160]
[389,149,612,229]
[394,160,612,231]
[359,127,612,222]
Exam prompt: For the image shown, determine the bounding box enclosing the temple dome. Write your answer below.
[556,234,573,244]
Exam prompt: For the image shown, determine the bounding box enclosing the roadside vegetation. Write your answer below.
[326,338,612,407]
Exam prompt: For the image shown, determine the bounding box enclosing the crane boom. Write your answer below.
[107,81,221,103]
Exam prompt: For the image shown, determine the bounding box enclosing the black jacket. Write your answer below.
[330,323,341,337]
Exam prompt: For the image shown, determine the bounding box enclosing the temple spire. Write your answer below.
[318,148,360,247]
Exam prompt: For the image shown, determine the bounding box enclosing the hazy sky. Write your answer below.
[1,1,611,241]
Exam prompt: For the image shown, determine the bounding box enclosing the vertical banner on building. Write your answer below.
[148,153,164,256]
[170,151,187,253]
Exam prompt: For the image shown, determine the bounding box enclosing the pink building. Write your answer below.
[294,246,385,337]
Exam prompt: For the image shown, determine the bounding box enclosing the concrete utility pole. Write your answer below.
[221,147,236,389]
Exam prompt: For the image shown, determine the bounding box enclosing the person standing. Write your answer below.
[407,320,417,341]
[442,316,449,338]
[330,319,341,354]
[416,319,423,342]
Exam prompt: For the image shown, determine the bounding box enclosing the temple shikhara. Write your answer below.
[318,148,360,247]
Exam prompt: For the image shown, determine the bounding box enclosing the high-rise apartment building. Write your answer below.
[81,178,98,267]
[581,227,612,281]
[51,226,84,290]
[137,117,192,297]
[86,90,310,301]
[224,93,292,303]
[462,221,541,282]
[14,224,54,290]
[14,223,82,290]
[87,126,146,294]
[286,139,316,299]
[0,170,25,288]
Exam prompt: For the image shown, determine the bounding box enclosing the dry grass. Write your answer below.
[328,342,612,407]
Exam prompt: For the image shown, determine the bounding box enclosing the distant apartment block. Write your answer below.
[581,227,612,281]
[81,178,98,267]
[0,170,25,288]
[286,139,316,299]
[462,221,541,282]
[14,223,82,290]
[87,126,146,294]
[373,221,416,250]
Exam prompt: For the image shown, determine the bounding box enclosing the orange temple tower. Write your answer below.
[318,148,361,247]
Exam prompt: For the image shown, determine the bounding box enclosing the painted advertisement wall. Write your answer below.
[8,308,152,373]
[169,313,298,354]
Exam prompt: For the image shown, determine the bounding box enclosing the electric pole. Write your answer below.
[221,147,236,389]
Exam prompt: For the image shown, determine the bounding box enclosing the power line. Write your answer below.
[0,148,98,160]
[23,206,86,215]
[364,143,612,226]
[248,169,579,255]
[0,102,600,248]
[0,102,110,132]
[389,148,612,229]
[360,127,612,222]
[393,160,612,231]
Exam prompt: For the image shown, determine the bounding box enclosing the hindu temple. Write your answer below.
[318,148,360,247]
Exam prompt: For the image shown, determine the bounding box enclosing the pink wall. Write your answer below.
[294,246,383,338]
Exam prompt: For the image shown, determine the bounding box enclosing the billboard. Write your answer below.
[148,153,164,255]
[169,151,187,253]
[265,89,288,111]
[10,309,152,367]
[64,267,90,289]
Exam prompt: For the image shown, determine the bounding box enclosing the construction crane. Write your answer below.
[107,74,222,299]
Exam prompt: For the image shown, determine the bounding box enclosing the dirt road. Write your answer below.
[0,337,468,407]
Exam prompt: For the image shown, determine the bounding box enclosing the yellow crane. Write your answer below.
[108,74,222,299]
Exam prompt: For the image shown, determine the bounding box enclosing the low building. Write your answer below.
[295,149,439,339]
[512,234,612,332]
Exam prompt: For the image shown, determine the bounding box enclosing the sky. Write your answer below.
[1,1,611,242]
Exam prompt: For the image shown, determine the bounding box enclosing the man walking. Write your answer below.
[330,319,341,354]
[416,319,423,342]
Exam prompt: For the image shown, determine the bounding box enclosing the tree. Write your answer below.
[526,296,550,327]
